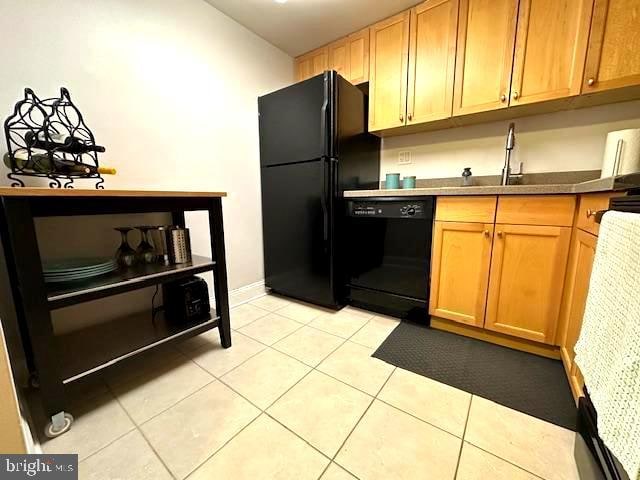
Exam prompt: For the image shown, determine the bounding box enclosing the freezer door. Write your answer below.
[261,159,338,307]
[258,73,334,167]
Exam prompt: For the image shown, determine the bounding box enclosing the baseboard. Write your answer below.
[209,280,267,309]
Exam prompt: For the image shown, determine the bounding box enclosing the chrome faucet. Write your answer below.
[501,122,523,185]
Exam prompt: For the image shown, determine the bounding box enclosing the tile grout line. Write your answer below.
[319,366,398,480]
[463,438,547,480]
[103,380,178,480]
[452,395,474,479]
[182,412,264,480]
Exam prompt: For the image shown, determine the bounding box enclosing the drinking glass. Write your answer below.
[135,226,155,264]
[114,227,136,268]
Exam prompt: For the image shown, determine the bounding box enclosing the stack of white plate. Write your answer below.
[43,258,118,284]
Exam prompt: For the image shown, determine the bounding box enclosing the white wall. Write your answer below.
[0,0,293,293]
[381,100,640,180]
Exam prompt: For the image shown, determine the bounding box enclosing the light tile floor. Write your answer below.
[33,294,579,480]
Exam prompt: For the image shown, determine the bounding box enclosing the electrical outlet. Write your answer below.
[398,151,412,165]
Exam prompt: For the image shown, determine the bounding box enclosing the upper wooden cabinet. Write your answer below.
[294,0,640,133]
[407,0,459,125]
[452,0,518,116]
[510,0,593,106]
[583,0,640,93]
[295,47,328,82]
[347,28,370,84]
[430,221,494,327]
[485,224,571,344]
[326,29,370,85]
[369,11,411,131]
[328,39,350,79]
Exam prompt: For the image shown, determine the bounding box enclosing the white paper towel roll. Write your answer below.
[601,128,640,178]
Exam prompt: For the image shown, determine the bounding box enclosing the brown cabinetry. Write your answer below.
[583,0,640,93]
[347,28,370,84]
[510,0,593,106]
[431,195,574,346]
[368,11,411,131]
[430,221,494,326]
[407,0,459,125]
[452,0,518,116]
[295,47,328,82]
[485,224,571,343]
[558,192,624,401]
[294,0,640,135]
[559,228,597,400]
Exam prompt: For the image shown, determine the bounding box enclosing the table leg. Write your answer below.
[208,199,231,348]
[0,198,69,430]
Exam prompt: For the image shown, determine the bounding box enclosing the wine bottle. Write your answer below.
[3,152,116,176]
[25,131,106,154]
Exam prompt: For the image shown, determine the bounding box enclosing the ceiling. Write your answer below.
[204,0,420,57]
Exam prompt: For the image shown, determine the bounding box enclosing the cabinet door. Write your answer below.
[295,56,313,82]
[486,224,571,344]
[430,221,494,327]
[559,229,596,399]
[348,28,370,84]
[407,0,458,124]
[510,0,593,105]
[328,38,350,80]
[369,11,411,131]
[452,0,518,115]
[310,47,329,76]
[583,0,640,93]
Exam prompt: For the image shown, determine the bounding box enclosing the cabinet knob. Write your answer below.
[497,231,503,237]
[500,94,507,102]
[484,230,490,237]
[400,114,404,122]
[512,91,519,100]
[587,78,595,87]
[407,113,413,121]
[586,208,596,218]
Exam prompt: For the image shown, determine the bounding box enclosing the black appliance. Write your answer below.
[163,276,211,323]
[575,194,640,480]
[258,71,380,308]
[344,197,435,321]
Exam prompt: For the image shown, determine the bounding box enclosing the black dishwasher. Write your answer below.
[344,197,434,321]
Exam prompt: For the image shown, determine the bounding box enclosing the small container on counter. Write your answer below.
[402,176,416,189]
[462,167,473,186]
[385,173,400,189]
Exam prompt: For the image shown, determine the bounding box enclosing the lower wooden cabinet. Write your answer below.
[485,224,571,344]
[429,221,493,327]
[559,228,597,399]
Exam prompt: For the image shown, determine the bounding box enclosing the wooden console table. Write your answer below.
[0,188,231,437]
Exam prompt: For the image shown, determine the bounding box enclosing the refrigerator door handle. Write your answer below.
[321,161,329,248]
[320,98,329,156]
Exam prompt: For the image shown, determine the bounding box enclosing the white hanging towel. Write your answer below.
[574,210,640,480]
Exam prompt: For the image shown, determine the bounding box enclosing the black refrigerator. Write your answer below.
[258,71,380,309]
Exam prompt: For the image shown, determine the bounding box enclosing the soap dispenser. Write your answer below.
[462,167,473,186]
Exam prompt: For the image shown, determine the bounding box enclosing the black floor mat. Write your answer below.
[373,321,577,430]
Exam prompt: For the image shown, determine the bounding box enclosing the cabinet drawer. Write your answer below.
[496,195,576,226]
[576,192,624,236]
[435,196,497,223]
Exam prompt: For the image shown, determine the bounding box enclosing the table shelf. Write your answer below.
[58,311,219,384]
[47,255,216,309]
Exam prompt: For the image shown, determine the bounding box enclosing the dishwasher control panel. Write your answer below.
[347,199,432,219]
